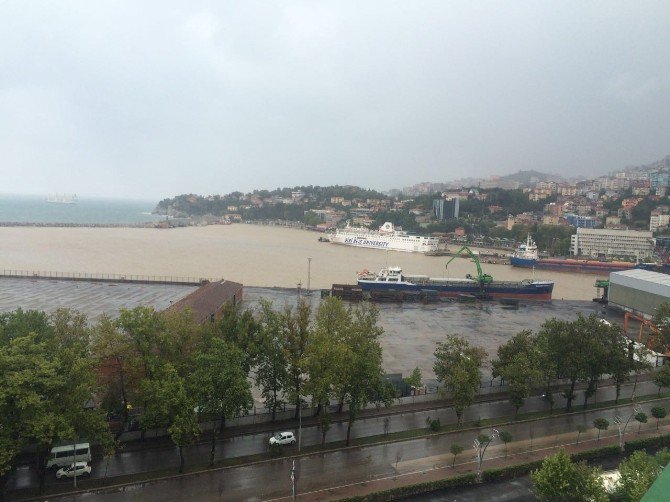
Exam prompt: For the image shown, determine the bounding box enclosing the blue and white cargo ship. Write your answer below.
[357,266,554,300]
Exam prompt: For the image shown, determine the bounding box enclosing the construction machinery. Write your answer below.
[446,246,494,285]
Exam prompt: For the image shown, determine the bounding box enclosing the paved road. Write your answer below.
[8,379,658,492]
[24,394,670,501]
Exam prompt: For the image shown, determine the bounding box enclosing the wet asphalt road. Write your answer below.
[10,380,662,497]
[46,397,669,501]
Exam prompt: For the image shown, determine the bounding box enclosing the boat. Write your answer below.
[510,235,638,273]
[356,267,554,300]
[46,193,78,204]
[328,222,439,253]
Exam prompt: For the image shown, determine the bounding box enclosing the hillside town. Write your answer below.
[157,154,670,263]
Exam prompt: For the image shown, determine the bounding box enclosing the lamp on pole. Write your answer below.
[307,257,312,295]
[291,459,296,501]
[473,429,499,477]
[298,396,303,453]
[614,404,642,451]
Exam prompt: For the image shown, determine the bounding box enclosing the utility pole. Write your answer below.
[72,439,77,488]
[307,257,312,294]
[291,459,296,501]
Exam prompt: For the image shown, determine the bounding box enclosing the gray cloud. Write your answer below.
[1,1,669,199]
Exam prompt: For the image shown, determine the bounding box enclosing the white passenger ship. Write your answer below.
[328,222,440,253]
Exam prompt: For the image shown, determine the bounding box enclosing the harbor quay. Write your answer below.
[0,273,619,384]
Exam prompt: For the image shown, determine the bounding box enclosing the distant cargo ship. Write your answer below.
[328,222,439,253]
[46,193,78,204]
[356,266,554,300]
[510,235,637,273]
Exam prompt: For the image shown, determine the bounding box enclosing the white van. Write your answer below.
[46,443,92,468]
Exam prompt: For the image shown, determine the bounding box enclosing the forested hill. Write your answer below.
[154,185,388,218]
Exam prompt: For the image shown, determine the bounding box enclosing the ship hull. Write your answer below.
[357,279,553,300]
[510,256,635,274]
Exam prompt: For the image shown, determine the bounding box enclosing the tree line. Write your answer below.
[433,314,659,426]
[0,297,392,493]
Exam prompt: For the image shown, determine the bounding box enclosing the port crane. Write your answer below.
[446,246,494,285]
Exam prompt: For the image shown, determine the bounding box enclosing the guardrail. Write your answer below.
[0,269,209,286]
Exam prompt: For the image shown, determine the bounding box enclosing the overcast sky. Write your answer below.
[1,2,669,199]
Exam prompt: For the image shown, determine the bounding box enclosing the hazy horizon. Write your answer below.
[2,2,669,199]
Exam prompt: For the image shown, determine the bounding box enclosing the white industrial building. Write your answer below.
[608,269,670,319]
[570,228,654,259]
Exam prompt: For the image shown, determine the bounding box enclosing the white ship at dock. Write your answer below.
[46,193,78,204]
[328,222,440,253]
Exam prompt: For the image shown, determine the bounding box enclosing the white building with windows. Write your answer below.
[570,228,654,259]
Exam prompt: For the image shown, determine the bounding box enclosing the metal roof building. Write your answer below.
[608,269,670,318]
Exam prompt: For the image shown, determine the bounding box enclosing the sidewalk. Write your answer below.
[290,421,670,500]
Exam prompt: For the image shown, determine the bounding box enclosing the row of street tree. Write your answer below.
[432,314,665,425]
[0,297,392,494]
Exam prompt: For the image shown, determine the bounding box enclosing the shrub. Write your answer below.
[339,473,478,501]
[571,445,620,462]
[482,460,544,482]
[268,443,283,458]
[624,433,670,453]
[429,418,441,432]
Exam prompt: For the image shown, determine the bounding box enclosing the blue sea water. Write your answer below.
[0,194,165,224]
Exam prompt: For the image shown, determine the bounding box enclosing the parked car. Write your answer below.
[55,462,91,479]
[269,432,296,446]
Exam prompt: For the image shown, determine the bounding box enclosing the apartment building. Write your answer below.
[570,228,654,259]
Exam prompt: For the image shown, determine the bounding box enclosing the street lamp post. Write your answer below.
[473,429,499,476]
[298,396,303,453]
[307,257,312,295]
[614,405,642,451]
[291,459,296,501]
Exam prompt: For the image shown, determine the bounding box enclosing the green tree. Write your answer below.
[537,318,591,412]
[190,338,252,467]
[90,314,140,439]
[654,447,670,467]
[0,310,113,493]
[140,363,200,473]
[340,303,394,445]
[450,443,464,467]
[492,330,541,416]
[433,335,487,426]
[531,449,607,502]
[499,430,513,458]
[615,450,662,502]
[169,409,201,474]
[255,300,289,422]
[116,306,164,379]
[304,297,349,446]
[404,366,423,388]
[211,302,260,374]
[652,364,670,396]
[576,424,588,445]
[593,418,609,441]
[651,406,667,430]
[282,300,312,421]
[635,412,648,434]
[158,309,203,377]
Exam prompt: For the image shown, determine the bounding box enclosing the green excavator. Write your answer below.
[446,246,494,285]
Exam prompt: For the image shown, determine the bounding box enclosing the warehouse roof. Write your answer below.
[166,279,243,323]
[610,269,670,286]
